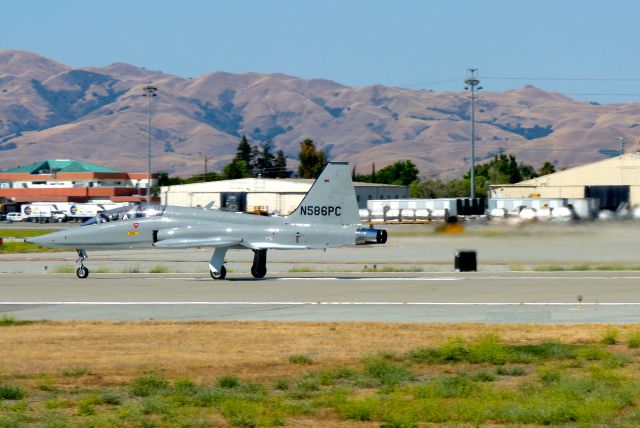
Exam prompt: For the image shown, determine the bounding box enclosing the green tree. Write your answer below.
[157,172,185,186]
[254,141,276,177]
[473,153,540,185]
[222,159,251,179]
[274,150,289,178]
[183,171,221,184]
[375,160,419,185]
[409,179,449,198]
[538,161,556,176]
[235,135,253,164]
[298,139,327,178]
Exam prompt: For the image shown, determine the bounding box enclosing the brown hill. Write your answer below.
[1,50,638,179]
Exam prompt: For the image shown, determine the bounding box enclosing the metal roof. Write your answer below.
[4,159,121,174]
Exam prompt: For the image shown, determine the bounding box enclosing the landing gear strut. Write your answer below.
[251,249,267,279]
[75,249,89,279]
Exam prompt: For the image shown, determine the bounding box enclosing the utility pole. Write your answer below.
[464,69,482,199]
[142,84,158,204]
[204,153,208,178]
[617,136,627,156]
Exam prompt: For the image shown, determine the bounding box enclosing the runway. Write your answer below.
[2,272,640,323]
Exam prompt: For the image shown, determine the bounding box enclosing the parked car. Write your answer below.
[52,212,68,222]
[6,212,24,222]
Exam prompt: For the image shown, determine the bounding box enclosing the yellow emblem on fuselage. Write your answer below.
[127,231,139,236]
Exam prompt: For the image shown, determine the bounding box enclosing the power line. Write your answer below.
[402,77,463,87]
[484,76,640,82]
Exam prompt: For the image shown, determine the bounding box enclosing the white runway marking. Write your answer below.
[3,301,640,306]
[277,277,462,281]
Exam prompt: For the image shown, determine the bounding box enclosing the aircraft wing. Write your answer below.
[153,237,242,248]
[242,242,309,250]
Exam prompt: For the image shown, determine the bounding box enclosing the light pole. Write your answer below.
[617,136,627,156]
[142,84,158,204]
[464,69,482,199]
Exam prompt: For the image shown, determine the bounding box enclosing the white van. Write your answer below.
[6,212,24,222]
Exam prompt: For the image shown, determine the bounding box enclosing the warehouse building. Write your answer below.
[0,159,157,204]
[0,159,158,220]
[490,153,640,210]
[160,178,407,214]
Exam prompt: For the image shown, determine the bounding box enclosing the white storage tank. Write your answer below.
[551,206,573,220]
[415,209,431,222]
[370,209,385,223]
[385,209,400,222]
[537,207,553,219]
[490,208,507,218]
[519,207,537,220]
[400,209,415,222]
[431,208,449,220]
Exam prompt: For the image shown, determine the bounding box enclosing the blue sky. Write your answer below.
[4,0,640,102]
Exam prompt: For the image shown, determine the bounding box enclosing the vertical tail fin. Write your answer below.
[287,162,360,225]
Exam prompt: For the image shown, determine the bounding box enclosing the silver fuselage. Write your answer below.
[31,206,359,251]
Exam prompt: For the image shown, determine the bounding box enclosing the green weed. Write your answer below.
[122,265,141,273]
[601,327,619,345]
[149,265,169,274]
[288,354,313,365]
[217,375,242,389]
[362,357,415,388]
[273,378,289,391]
[287,266,317,273]
[628,331,640,349]
[99,391,123,406]
[413,373,478,398]
[62,365,92,377]
[0,384,25,400]
[130,373,169,397]
[496,366,526,376]
[474,370,496,382]
[537,366,562,383]
[0,315,26,327]
[54,265,75,273]
[361,265,423,273]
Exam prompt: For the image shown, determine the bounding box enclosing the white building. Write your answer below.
[160,178,408,214]
[490,153,640,210]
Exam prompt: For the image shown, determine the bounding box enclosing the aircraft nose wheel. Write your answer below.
[210,265,226,280]
[76,266,89,279]
[75,249,89,279]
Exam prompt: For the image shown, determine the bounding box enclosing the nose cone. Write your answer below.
[26,231,64,248]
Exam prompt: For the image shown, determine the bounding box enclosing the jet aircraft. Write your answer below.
[27,162,388,279]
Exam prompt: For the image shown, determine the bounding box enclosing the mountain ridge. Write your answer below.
[1,50,638,179]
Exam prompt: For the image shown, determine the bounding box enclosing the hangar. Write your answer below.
[160,178,408,214]
[490,153,640,210]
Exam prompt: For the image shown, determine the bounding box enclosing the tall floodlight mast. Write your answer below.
[464,69,482,198]
[142,84,158,204]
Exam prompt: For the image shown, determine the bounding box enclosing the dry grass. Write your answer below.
[4,321,640,427]
[0,321,633,386]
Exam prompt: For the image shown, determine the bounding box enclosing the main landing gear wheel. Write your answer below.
[210,265,226,280]
[76,266,89,279]
[251,249,267,279]
[250,265,267,279]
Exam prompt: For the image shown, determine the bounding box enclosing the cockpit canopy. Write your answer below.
[82,205,165,226]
